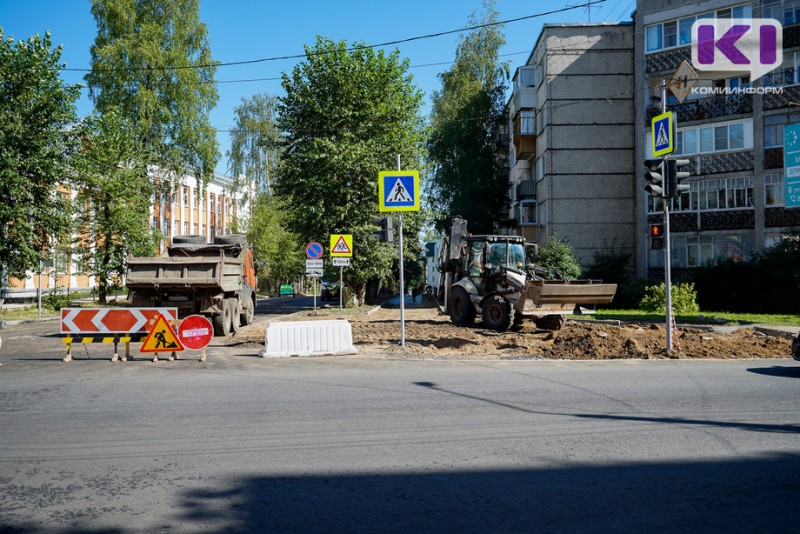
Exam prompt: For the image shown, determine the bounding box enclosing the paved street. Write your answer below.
[1,312,798,532]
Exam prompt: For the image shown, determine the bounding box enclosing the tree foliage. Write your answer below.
[85,0,218,183]
[427,0,510,234]
[72,110,157,303]
[227,94,281,203]
[276,37,426,303]
[0,29,81,278]
[247,194,304,293]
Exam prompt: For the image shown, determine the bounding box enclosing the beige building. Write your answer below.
[3,171,248,297]
[505,22,636,268]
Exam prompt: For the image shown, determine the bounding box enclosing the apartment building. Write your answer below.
[635,0,800,277]
[505,22,636,268]
[3,171,247,295]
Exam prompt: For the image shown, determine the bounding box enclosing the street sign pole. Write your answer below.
[660,78,674,353]
[397,154,406,347]
[339,266,343,311]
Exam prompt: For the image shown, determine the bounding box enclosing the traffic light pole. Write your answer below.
[660,79,674,353]
[397,154,406,348]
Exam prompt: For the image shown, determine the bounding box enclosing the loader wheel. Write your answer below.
[228,298,241,333]
[792,333,800,362]
[481,296,512,331]
[535,314,566,331]
[213,302,233,336]
[449,286,476,326]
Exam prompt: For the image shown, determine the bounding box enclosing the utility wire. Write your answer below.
[62,1,605,73]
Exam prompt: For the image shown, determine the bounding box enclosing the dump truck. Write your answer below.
[125,234,257,336]
[437,217,617,331]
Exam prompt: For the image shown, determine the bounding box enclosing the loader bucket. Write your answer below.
[525,279,617,306]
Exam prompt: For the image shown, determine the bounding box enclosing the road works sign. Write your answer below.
[330,234,353,257]
[378,170,420,212]
[140,314,184,353]
[651,111,675,157]
[60,307,178,334]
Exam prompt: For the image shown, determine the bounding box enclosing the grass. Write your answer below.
[592,308,800,327]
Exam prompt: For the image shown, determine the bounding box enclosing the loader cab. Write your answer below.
[461,236,527,292]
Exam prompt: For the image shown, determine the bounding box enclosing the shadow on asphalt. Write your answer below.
[746,365,800,378]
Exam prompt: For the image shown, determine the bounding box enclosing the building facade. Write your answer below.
[635,0,800,277]
[3,171,247,296]
[505,23,637,268]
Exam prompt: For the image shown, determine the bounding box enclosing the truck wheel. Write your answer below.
[793,333,800,361]
[228,298,241,333]
[213,303,232,336]
[535,314,566,331]
[481,296,511,331]
[450,286,476,326]
[241,298,255,326]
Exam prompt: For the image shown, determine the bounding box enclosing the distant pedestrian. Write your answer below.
[410,278,418,302]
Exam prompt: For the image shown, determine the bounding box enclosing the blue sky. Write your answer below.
[1,0,634,175]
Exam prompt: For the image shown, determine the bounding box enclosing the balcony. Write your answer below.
[514,136,536,161]
[697,151,754,174]
[645,46,691,75]
[764,84,800,110]
[513,110,536,161]
[646,93,752,125]
[516,179,536,200]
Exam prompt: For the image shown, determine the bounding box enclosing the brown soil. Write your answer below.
[231,306,793,360]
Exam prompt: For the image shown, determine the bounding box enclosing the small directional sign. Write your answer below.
[332,257,350,267]
[378,170,420,212]
[306,268,323,278]
[651,111,675,157]
[306,259,323,269]
[330,234,353,257]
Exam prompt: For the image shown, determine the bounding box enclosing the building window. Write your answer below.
[671,119,752,156]
[210,194,215,213]
[183,222,189,234]
[648,177,754,213]
[766,174,785,206]
[672,234,754,267]
[173,220,179,237]
[193,223,199,234]
[764,112,800,147]
[201,194,206,211]
[764,0,800,25]
[182,187,189,206]
[201,224,206,237]
[645,4,752,53]
[516,66,536,88]
[519,110,535,135]
[210,226,216,239]
[162,219,169,236]
[516,200,537,225]
[152,217,158,228]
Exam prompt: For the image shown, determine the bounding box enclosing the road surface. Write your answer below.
[1,318,798,532]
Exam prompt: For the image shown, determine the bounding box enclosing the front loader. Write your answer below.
[437,217,617,331]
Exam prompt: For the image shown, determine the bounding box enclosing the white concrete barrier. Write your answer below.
[261,319,357,357]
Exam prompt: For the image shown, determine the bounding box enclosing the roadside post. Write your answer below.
[306,241,324,311]
[330,234,353,311]
[378,157,420,348]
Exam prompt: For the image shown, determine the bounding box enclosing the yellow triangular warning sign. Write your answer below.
[332,236,351,254]
[140,313,184,353]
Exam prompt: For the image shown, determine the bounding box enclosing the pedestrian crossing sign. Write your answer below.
[140,313,184,353]
[651,111,675,157]
[330,234,353,257]
[378,170,420,212]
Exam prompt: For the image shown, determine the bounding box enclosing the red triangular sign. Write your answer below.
[332,236,351,254]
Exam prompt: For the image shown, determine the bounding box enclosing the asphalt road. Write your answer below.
[0,308,799,532]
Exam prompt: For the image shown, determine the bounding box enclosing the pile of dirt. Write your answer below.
[232,307,793,360]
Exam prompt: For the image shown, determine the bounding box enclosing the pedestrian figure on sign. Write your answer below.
[392,182,406,201]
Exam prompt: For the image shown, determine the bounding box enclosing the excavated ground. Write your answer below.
[230,306,794,360]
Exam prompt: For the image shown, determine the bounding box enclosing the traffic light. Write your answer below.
[644,159,664,197]
[372,216,394,242]
[650,223,664,250]
[666,158,691,198]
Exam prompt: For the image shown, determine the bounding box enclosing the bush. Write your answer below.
[640,282,700,315]
[44,291,71,311]
[585,243,631,284]
[536,236,582,280]
[615,278,652,309]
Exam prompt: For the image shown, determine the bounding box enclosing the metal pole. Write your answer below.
[397,154,406,347]
[339,266,343,311]
[313,277,317,312]
[661,79,673,353]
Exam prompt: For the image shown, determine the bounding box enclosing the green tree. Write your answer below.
[427,0,509,234]
[276,37,426,304]
[248,194,304,293]
[72,110,157,303]
[0,30,81,278]
[85,0,218,184]
[535,236,582,280]
[227,94,281,206]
